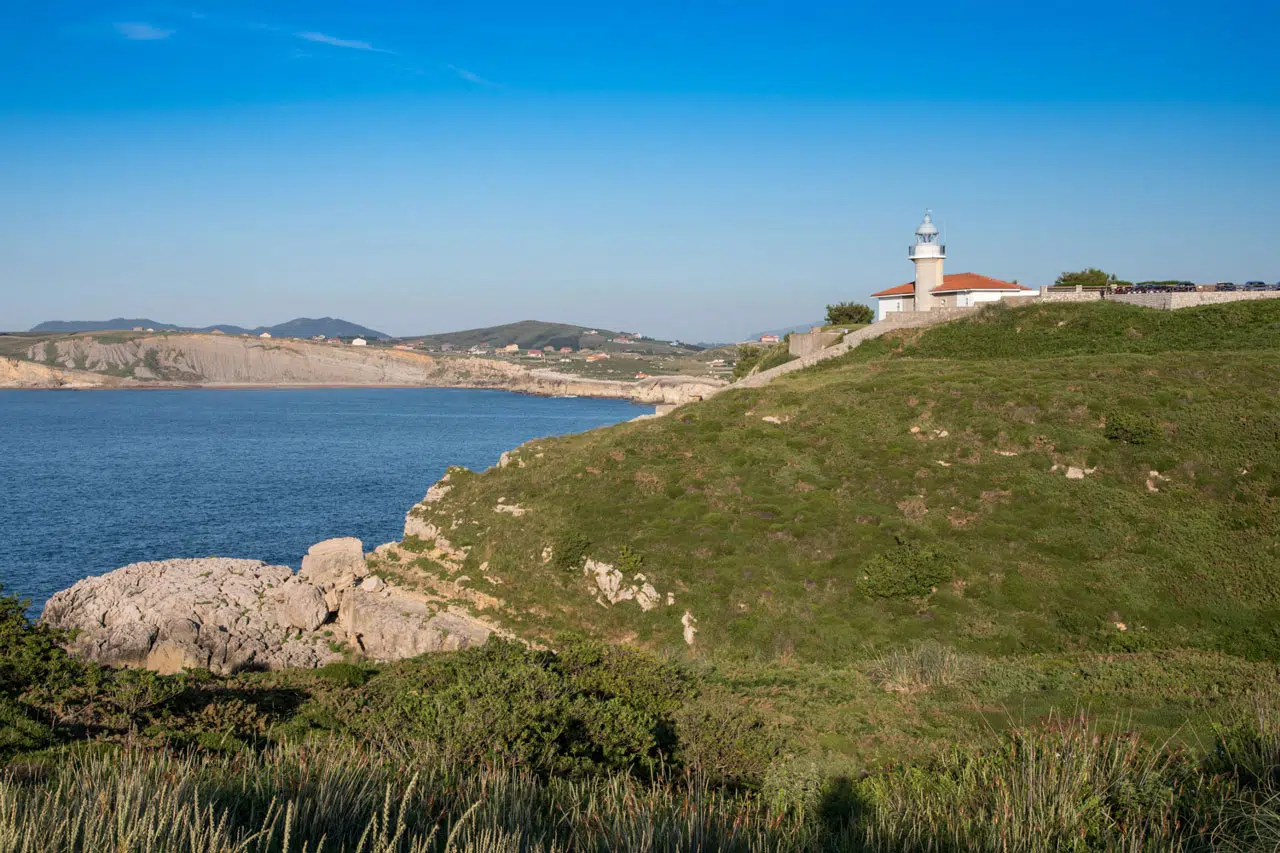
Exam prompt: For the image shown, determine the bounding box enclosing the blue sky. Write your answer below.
[2,1,1278,340]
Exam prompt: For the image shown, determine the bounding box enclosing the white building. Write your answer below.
[351,337,368,347]
[871,211,1034,321]
[259,332,272,339]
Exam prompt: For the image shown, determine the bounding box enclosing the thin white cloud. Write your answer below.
[296,31,390,53]
[448,64,499,87]
[114,22,174,41]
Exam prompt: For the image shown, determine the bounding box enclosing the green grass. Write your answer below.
[847,297,1280,361]
[398,300,1280,665]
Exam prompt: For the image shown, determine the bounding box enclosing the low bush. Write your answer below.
[1105,410,1161,445]
[861,540,953,599]
[551,530,591,571]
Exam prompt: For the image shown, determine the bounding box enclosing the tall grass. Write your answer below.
[0,743,812,852]
[3,710,1279,852]
[867,642,979,694]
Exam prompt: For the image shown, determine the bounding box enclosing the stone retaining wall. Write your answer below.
[729,307,975,390]
[788,329,843,358]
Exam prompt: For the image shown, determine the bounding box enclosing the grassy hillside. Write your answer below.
[410,320,697,354]
[411,320,614,350]
[390,300,1280,664]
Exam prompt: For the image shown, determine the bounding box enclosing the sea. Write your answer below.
[0,388,649,613]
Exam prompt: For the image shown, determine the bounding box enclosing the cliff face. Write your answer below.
[12,335,723,404]
[0,357,129,389]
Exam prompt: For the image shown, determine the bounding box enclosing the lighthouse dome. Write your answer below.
[915,211,938,238]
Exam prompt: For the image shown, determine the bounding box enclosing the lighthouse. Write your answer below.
[909,210,945,311]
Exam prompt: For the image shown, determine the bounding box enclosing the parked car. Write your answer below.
[1245,281,1268,290]
[1217,282,1237,291]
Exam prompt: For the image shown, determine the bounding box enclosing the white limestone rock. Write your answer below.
[275,578,330,632]
[41,558,341,675]
[299,537,365,609]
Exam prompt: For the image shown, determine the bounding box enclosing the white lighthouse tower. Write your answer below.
[909,210,945,311]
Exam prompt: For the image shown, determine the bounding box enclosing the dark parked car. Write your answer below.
[1245,281,1267,290]
[1217,282,1237,291]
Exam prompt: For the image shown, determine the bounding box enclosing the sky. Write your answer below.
[1,1,1278,341]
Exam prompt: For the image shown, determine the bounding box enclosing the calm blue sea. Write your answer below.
[0,388,648,612]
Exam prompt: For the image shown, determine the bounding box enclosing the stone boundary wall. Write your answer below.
[1039,286,1280,311]
[728,307,975,391]
[1110,291,1280,310]
[787,329,843,358]
[1038,286,1105,303]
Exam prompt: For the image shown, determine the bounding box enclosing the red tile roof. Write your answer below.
[871,273,1033,299]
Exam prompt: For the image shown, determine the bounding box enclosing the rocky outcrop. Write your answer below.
[18,334,721,404]
[299,538,365,610]
[41,538,504,674]
[41,558,339,674]
[338,590,493,660]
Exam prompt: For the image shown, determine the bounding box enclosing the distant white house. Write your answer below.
[760,334,781,344]
[259,332,272,339]
[351,338,368,347]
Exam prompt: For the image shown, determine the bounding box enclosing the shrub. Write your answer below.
[0,588,83,700]
[671,687,783,786]
[862,539,953,599]
[551,531,591,571]
[0,698,54,760]
[365,640,722,777]
[1105,411,1160,445]
[825,301,874,325]
[316,662,374,687]
[732,345,764,380]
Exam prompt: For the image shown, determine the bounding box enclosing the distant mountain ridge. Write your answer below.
[748,321,824,340]
[28,317,389,339]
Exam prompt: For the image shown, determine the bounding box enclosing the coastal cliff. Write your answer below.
[0,356,131,389]
[7,334,721,404]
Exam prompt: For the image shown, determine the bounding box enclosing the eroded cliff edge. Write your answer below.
[6,334,722,405]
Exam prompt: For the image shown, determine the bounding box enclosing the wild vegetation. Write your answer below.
[8,299,1280,849]
[731,338,796,378]
[6,586,1280,851]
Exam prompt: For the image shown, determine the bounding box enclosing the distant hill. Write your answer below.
[410,321,699,354]
[260,318,388,340]
[28,317,389,339]
[30,319,186,334]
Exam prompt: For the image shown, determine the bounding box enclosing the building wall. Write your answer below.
[913,258,943,310]
[876,295,913,322]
